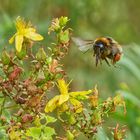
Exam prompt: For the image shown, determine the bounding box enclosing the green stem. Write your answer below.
[0,96,6,117]
[3,105,19,110]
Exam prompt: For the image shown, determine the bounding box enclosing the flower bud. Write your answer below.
[1,50,10,65]
[36,48,47,61]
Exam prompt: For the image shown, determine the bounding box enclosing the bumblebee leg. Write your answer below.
[95,55,99,66]
[94,48,101,66]
[104,58,111,66]
[100,59,102,65]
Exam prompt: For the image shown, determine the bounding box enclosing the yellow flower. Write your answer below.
[9,17,44,52]
[45,79,92,113]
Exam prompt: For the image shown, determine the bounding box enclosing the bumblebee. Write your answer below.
[72,37,123,66]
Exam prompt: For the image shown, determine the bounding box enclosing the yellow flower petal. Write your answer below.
[15,35,23,52]
[24,31,43,41]
[58,94,69,105]
[9,34,16,44]
[24,28,36,33]
[69,90,92,98]
[45,95,60,113]
[10,17,44,52]
[57,79,68,95]
[70,98,83,113]
[15,16,26,30]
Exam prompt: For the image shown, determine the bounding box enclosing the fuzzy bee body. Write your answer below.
[72,37,122,66]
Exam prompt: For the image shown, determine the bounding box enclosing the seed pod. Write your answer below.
[21,114,33,123]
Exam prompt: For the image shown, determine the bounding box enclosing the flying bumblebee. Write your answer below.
[72,36,123,66]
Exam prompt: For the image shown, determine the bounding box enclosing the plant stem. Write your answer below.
[0,96,6,117]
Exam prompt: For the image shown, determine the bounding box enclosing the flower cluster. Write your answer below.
[0,16,126,140]
[9,17,43,52]
[45,79,93,113]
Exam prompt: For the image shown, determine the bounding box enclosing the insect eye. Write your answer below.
[94,43,104,49]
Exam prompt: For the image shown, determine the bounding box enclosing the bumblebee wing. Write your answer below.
[72,37,94,52]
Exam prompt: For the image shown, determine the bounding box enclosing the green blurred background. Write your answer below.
[0,0,140,139]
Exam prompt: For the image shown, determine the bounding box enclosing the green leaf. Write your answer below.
[1,50,10,65]
[0,98,5,105]
[59,30,69,44]
[67,113,76,125]
[66,130,74,140]
[45,115,57,124]
[118,90,140,107]
[43,126,56,139]
[0,128,8,140]
[2,110,11,123]
[46,57,52,64]
[26,127,41,139]
[96,127,109,140]
[120,57,140,80]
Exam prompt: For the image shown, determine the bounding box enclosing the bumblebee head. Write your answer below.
[93,42,104,49]
[93,40,106,66]
[94,37,111,48]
